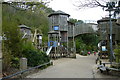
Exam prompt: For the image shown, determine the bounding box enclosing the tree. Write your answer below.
[2,16,23,71]
[75,33,99,53]
[2,1,53,72]
[73,0,110,9]
[69,18,84,24]
[69,18,78,23]
[74,0,120,17]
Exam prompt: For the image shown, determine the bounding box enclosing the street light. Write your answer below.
[105,1,120,64]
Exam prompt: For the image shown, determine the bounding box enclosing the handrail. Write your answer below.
[102,62,120,64]
[2,61,52,80]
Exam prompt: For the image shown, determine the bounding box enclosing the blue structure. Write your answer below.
[54,26,59,31]
[48,41,58,47]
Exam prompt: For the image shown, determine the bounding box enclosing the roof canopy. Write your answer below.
[48,31,59,34]
[18,25,31,30]
[48,10,70,17]
[97,17,117,23]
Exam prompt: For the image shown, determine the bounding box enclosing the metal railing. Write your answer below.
[2,61,52,80]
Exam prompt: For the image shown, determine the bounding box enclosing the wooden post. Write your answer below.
[0,59,1,77]
[0,49,1,75]
[32,29,37,43]
[73,24,76,58]
[67,31,69,57]
[117,18,120,24]
[20,58,27,70]
[55,46,56,59]
[0,41,2,78]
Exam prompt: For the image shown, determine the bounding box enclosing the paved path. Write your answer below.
[27,54,96,78]
[26,54,119,78]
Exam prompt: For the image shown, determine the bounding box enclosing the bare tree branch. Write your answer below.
[73,0,109,9]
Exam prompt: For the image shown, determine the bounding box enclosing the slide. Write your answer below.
[46,46,53,55]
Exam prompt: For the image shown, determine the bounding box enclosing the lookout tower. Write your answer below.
[48,10,70,58]
[97,17,120,58]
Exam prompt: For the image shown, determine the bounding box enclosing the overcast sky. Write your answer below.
[48,0,108,23]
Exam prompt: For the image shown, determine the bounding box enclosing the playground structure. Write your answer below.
[18,12,99,59]
[18,24,31,40]
[18,25,43,50]
[97,17,120,73]
[47,10,70,58]
[97,17,120,59]
[47,10,96,58]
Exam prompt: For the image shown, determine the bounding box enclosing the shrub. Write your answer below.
[11,57,20,68]
[22,49,50,67]
[22,41,50,67]
[114,46,120,63]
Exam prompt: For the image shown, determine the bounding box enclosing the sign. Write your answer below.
[39,36,42,40]
[102,46,107,51]
[54,26,59,31]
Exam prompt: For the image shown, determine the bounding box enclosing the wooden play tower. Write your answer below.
[97,17,120,59]
[48,10,70,58]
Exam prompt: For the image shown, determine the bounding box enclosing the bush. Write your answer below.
[22,49,50,67]
[114,46,120,63]
[114,46,120,54]
[22,41,50,67]
[11,57,20,68]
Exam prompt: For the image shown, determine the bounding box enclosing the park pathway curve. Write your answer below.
[27,54,96,78]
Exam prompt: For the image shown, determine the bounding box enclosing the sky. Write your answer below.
[48,0,108,23]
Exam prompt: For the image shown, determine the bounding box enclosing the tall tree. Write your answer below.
[2,1,54,71]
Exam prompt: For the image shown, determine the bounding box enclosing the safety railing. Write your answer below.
[2,61,52,80]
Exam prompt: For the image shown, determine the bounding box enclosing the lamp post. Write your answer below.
[106,2,114,65]
[107,8,113,64]
[105,1,120,64]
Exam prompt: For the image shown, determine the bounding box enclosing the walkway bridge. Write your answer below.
[68,23,98,38]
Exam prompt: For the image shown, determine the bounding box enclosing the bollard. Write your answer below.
[20,58,27,70]
[73,53,76,59]
[20,58,27,78]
